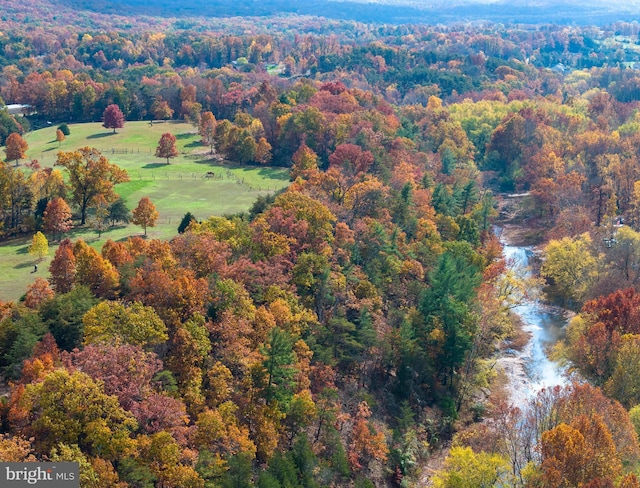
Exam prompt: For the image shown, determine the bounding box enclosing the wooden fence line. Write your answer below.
[36,152,280,192]
[129,171,278,191]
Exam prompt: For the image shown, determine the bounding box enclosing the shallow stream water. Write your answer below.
[499,243,569,406]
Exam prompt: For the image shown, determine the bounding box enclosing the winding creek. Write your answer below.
[498,241,570,407]
[419,236,572,485]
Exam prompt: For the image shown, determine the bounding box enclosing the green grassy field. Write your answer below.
[0,121,290,302]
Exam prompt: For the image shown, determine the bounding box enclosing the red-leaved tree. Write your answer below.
[24,278,55,309]
[48,238,76,293]
[155,133,179,164]
[329,143,374,177]
[102,104,125,133]
[64,343,162,410]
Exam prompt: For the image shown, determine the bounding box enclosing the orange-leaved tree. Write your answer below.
[56,129,65,147]
[151,98,173,124]
[131,197,159,236]
[43,197,73,241]
[5,133,28,166]
[199,111,217,154]
[73,239,120,299]
[540,413,621,487]
[348,401,388,470]
[24,278,54,309]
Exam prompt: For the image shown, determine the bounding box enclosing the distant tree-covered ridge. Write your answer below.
[54,0,640,25]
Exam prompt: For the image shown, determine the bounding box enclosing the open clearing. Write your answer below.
[1,121,290,301]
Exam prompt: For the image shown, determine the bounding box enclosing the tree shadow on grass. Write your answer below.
[168,155,222,168]
[116,233,144,242]
[256,167,290,181]
[54,227,103,243]
[87,132,117,139]
[14,262,34,269]
[64,225,121,240]
[55,224,130,244]
[16,246,29,255]
[186,157,221,166]
[108,224,129,231]
[234,165,290,182]
[142,163,166,169]
[175,133,195,140]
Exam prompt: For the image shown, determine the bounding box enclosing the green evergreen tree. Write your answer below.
[57,123,71,136]
[262,327,297,408]
[315,316,364,373]
[432,183,460,217]
[117,457,157,488]
[220,453,254,488]
[460,180,478,215]
[419,248,481,388]
[256,472,281,488]
[0,311,47,378]
[291,435,320,488]
[264,451,300,488]
[107,198,131,226]
[328,429,350,479]
[455,215,480,246]
[440,146,456,175]
[178,211,197,233]
[40,286,97,351]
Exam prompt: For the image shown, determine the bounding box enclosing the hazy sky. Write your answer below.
[340,0,640,5]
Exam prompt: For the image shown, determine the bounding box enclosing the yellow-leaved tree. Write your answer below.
[540,233,597,308]
[28,231,48,261]
[55,147,129,225]
[83,301,168,348]
[9,369,137,459]
[432,446,511,488]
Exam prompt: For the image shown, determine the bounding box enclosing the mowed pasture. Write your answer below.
[0,121,290,301]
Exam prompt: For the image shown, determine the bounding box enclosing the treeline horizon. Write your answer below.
[53,0,640,25]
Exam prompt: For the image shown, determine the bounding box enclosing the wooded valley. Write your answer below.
[2,0,640,486]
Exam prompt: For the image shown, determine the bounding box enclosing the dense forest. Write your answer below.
[3,0,640,486]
